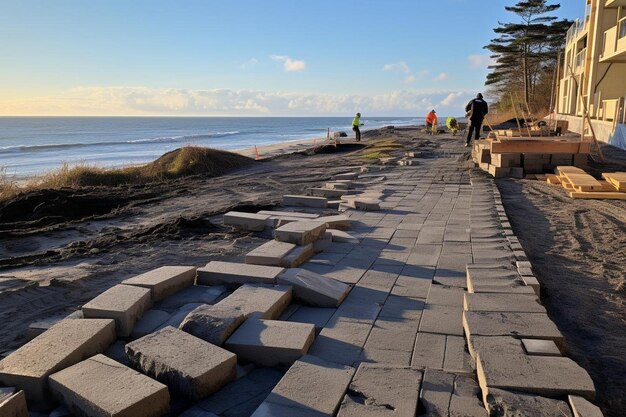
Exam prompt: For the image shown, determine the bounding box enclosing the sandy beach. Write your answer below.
[1,126,625,416]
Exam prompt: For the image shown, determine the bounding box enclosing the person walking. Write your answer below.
[425,110,438,134]
[352,112,363,142]
[465,93,488,146]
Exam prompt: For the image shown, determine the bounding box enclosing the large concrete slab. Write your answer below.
[179,304,245,345]
[49,354,170,417]
[126,326,236,400]
[337,364,422,417]
[215,284,292,319]
[197,261,284,287]
[522,339,562,356]
[466,265,534,294]
[225,319,315,367]
[449,375,487,417]
[275,221,327,246]
[0,388,28,417]
[568,395,604,417]
[419,305,463,336]
[82,284,152,337]
[277,268,350,308]
[253,355,355,417]
[0,319,116,402]
[281,243,315,268]
[223,211,270,231]
[419,369,455,417]
[318,215,351,230]
[245,240,296,266]
[283,195,328,208]
[463,311,564,344]
[485,388,573,417]
[464,293,546,313]
[122,266,196,301]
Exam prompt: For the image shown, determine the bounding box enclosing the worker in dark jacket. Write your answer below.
[465,93,488,146]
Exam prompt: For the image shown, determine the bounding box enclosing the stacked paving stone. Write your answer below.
[0,144,605,416]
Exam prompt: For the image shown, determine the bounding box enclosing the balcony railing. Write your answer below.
[575,48,587,69]
[601,17,626,60]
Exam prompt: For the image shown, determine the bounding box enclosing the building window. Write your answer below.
[619,18,626,39]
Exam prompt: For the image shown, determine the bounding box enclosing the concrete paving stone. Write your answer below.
[24,313,71,341]
[223,211,271,231]
[393,229,420,238]
[197,261,284,287]
[283,195,328,209]
[325,265,368,285]
[391,276,431,299]
[358,347,412,366]
[275,221,327,246]
[467,335,526,362]
[433,271,467,288]
[419,369,455,417]
[521,275,541,296]
[406,244,442,267]
[258,210,320,219]
[288,306,336,331]
[426,285,465,307]
[49,354,169,417]
[522,339,561,356]
[356,267,401,292]
[155,302,204,331]
[328,229,359,244]
[126,326,236,400]
[309,251,347,264]
[310,187,346,198]
[466,266,535,295]
[313,231,333,252]
[477,353,596,401]
[131,309,172,339]
[0,388,28,417]
[365,227,396,240]
[245,240,296,266]
[416,227,446,244]
[378,296,424,320]
[225,319,315,367]
[82,284,152,337]
[0,319,116,402]
[281,243,315,268]
[215,284,293,320]
[444,335,474,375]
[345,197,381,211]
[464,311,563,344]
[332,286,386,324]
[449,375,487,417]
[332,172,360,181]
[300,262,334,276]
[411,332,446,369]
[179,304,245,345]
[157,285,226,312]
[568,395,604,417]
[485,388,573,417]
[122,266,196,302]
[308,318,373,366]
[257,354,355,416]
[364,319,419,353]
[277,268,350,308]
[337,364,422,417]
[419,305,463,336]
[196,368,283,417]
[464,293,546,313]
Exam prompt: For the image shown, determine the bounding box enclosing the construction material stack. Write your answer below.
[546,167,626,200]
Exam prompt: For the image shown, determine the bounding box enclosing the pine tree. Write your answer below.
[484,1,572,113]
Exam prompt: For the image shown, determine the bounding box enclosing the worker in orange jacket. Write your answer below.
[425,110,438,134]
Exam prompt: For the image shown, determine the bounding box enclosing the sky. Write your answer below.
[0,0,584,117]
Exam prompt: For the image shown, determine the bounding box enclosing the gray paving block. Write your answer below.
[411,332,446,369]
[406,244,442,267]
[308,318,372,366]
[0,388,27,417]
[131,309,172,339]
[463,311,563,344]
[464,293,545,313]
[122,266,196,301]
[157,285,226,312]
[283,195,328,208]
[275,221,328,245]
[246,240,296,266]
[449,375,487,417]
[49,354,169,417]
[82,284,152,337]
[288,306,336,331]
[281,244,315,267]
[419,369,455,417]
[216,284,292,319]
[444,335,474,375]
[258,210,320,219]
[225,319,315,367]
[223,211,271,231]
[358,347,412,366]
[378,296,424,320]
[155,302,203,331]
[0,319,116,402]
[364,319,419,353]
[426,285,465,307]
[277,268,350,308]
[179,304,245,345]
[337,364,422,417]
[126,326,236,400]
[419,305,463,336]
[197,261,284,287]
[485,388,573,417]
[255,355,355,416]
[568,395,604,417]
[466,265,534,294]
[319,215,352,230]
[522,339,562,356]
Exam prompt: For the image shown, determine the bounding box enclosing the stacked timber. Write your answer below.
[547,167,626,200]
[472,136,591,178]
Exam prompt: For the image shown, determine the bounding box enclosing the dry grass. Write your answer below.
[359,138,403,160]
[0,146,254,201]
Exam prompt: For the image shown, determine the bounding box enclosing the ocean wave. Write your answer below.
[0,131,241,154]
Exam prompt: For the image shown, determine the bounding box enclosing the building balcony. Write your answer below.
[606,0,626,8]
[600,17,626,62]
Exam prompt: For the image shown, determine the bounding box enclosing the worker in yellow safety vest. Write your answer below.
[352,112,363,142]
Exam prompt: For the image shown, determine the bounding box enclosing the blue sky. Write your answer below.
[0,0,584,116]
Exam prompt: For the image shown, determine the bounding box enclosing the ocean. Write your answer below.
[0,116,422,178]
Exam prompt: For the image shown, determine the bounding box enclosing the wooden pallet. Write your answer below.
[553,166,626,199]
[490,138,592,154]
[602,172,626,192]
[546,174,561,185]
[568,190,626,200]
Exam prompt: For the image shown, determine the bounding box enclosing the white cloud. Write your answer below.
[404,74,416,84]
[270,55,306,72]
[0,86,477,116]
[384,61,418,84]
[468,54,494,69]
[240,58,258,69]
[434,72,448,81]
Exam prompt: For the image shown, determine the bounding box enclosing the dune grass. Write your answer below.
[360,138,403,160]
[0,146,254,201]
